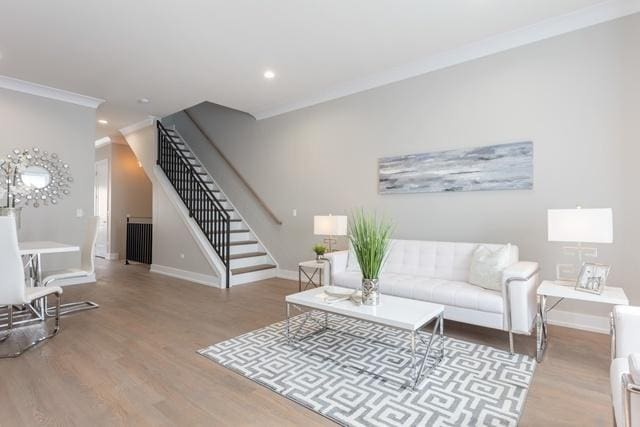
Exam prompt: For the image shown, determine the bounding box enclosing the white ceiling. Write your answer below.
[0,0,638,138]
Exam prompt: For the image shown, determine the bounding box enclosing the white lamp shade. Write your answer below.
[314,215,347,236]
[547,208,613,243]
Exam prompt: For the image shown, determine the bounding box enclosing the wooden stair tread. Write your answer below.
[231,264,276,275]
[229,240,258,246]
[229,252,267,260]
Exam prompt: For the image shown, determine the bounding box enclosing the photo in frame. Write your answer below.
[575,262,610,294]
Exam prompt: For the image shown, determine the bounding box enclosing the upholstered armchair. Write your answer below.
[611,305,640,426]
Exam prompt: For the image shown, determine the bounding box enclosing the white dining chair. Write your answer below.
[42,216,99,316]
[0,216,63,358]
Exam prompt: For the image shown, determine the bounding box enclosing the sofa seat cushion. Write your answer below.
[333,272,503,314]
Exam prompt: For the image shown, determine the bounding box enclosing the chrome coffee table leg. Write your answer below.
[411,313,445,389]
[285,302,291,344]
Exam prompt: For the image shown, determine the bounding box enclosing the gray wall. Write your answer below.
[123,125,217,277]
[95,141,153,259]
[0,87,96,270]
[165,14,640,318]
[110,142,153,259]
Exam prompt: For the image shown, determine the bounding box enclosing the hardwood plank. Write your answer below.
[0,259,613,426]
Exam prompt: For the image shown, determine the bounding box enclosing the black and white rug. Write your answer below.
[199,313,535,427]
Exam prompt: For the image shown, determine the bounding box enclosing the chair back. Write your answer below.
[80,216,99,274]
[0,217,27,305]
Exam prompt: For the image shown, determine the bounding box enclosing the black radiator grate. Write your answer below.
[125,217,152,265]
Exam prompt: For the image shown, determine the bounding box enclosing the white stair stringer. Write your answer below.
[158,127,278,286]
[153,165,226,287]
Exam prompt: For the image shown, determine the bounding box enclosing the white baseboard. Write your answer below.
[105,253,119,261]
[150,264,220,287]
[56,274,96,287]
[276,269,611,334]
[276,269,299,281]
[546,309,609,334]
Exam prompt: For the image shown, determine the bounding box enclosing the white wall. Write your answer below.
[0,87,96,270]
[165,14,640,321]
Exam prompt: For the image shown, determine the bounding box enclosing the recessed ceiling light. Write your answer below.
[138,98,150,104]
[263,70,276,80]
[98,119,108,125]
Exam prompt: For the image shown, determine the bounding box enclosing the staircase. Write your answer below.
[156,120,277,287]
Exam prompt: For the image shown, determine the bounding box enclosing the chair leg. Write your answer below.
[42,279,99,318]
[0,292,61,358]
[45,300,99,318]
[0,305,13,343]
[508,331,515,354]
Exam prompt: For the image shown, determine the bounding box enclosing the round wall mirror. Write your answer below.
[21,165,51,189]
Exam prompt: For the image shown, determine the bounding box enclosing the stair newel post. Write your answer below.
[226,216,231,288]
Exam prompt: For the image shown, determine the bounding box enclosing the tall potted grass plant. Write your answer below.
[348,209,393,305]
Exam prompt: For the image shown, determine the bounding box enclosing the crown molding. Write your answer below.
[94,137,111,148]
[253,0,640,120]
[95,135,128,148]
[0,75,104,109]
[119,116,158,136]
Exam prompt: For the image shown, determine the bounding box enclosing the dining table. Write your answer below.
[18,240,81,287]
[0,241,80,329]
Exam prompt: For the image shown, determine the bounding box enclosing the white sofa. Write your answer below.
[324,239,539,353]
[611,305,640,427]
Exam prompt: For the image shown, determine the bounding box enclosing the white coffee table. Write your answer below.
[536,280,629,362]
[285,286,445,389]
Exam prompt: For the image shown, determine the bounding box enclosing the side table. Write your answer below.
[298,260,327,292]
[536,280,629,362]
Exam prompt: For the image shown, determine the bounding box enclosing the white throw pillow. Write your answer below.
[629,354,640,384]
[345,243,362,273]
[468,244,511,291]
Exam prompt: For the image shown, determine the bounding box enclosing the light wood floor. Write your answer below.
[0,259,613,426]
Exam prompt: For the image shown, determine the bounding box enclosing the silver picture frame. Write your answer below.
[575,262,610,294]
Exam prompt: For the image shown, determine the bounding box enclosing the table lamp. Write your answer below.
[314,214,347,253]
[547,207,613,280]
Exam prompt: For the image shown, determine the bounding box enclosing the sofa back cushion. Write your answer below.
[382,239,518,282]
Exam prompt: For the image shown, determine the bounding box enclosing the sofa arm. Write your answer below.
[503,261,540,334]
[612,306,640,359]
[321,250,348,286]
[503,261,539,281]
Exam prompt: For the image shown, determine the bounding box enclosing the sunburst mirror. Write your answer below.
[0,148,73,208]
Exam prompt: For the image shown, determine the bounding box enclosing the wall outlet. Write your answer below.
[292,208,297,217]
[76,208,84,217]
[180,253,185,259]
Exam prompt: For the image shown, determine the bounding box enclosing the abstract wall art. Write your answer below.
[378,141,533,194]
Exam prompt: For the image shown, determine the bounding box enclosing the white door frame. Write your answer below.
[94,158,111,258]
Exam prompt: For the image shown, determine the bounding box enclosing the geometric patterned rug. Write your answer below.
[199,312,536,427]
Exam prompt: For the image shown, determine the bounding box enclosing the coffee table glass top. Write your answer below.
[286,286,443,331]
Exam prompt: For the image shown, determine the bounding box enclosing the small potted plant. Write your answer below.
[349,209,393,305]
[312,244,327,261]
